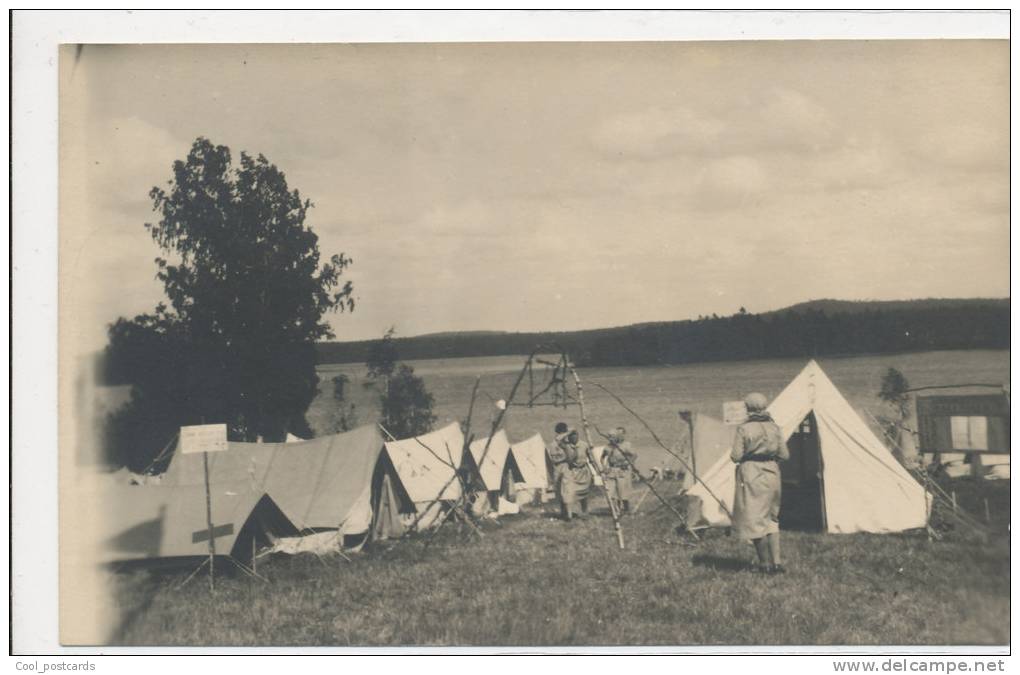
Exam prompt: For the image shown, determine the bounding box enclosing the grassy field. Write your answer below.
[311,350,1010,472]
[111,476,1009,647]
[104,349,1009,647]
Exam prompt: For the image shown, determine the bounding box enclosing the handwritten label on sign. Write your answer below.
[723,401,748,426]
[180,423,228,454]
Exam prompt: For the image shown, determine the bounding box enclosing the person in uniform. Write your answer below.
[731,392,789,574]
[548,422,593,521]
[601,426,638,514]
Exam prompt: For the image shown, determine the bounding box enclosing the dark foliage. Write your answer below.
[327,373,359,434]
[103,138,354,471]
[316,299,1009,368]
[380,363,437,440]
[366,326,398,380]
[879,367,912,418]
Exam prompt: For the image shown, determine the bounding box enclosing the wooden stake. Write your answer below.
[567,363,625,550]
[631,486,652,513]
[203,450,215,592]
[984,498,991,523]
[951,490,957,513]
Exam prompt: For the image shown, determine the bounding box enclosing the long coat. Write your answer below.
[549,438,593,505]
[730,415,789,540]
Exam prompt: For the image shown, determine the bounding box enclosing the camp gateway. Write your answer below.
[16,663,96,672]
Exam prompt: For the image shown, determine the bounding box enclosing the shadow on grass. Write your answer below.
[690,553,752,573]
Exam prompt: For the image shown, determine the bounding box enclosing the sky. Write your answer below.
[60,40,1009,354]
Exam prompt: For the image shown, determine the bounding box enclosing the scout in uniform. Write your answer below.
[601,426,638,514]
[548,422,593,521]
[731,392,790,574]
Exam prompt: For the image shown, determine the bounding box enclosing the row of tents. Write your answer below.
[98,422,552,564]
[98,360,932,566]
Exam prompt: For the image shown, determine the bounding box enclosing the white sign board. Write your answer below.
[723,401,748,426]
[180,423,228,454]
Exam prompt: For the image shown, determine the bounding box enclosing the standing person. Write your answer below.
[548,422,593,521]
[601,426,638,514]
[731,392,790,574]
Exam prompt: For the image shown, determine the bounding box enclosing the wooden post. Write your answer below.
[984,498,991,523]
[567,362,625,550]
[951,490,957,513]
[679,411,696,479]
[203,450,215,591]
[924,488,932,542]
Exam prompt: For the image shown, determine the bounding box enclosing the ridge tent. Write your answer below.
[469,430,513,492]
[509,433,549,491]
[161,424,385,542]
[98,481,297,564]
[469,430,528,511]
[370,452,413,540]
[688,413,738,481]
[687,360,929,534]
[380,422,466,530]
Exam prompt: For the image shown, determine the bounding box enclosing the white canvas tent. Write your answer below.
[381,422,466,528]
[509,433,549,490]
[469,430,513,492]
[688,360,929,534]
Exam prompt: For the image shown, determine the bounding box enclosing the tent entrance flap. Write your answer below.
[780,412,826,532]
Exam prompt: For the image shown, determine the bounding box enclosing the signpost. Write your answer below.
[723,400,748,426]
[180,423,228,590]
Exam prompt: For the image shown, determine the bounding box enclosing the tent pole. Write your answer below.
[864,408,990,538]
[592,424,699,540]
[591,381,734,521]
[566,362,625,551]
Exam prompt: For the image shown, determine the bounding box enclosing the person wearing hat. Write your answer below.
[548,422,593,521]
[600,426,638,515]
[731,392,789,574]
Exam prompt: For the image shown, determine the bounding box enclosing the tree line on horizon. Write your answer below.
[313,301,1009,368]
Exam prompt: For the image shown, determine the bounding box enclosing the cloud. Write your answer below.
[590,87,837,160]
[85,116,188,212]
[590,106,725,159]
[696,156,769,205]
[913,123,1008,172]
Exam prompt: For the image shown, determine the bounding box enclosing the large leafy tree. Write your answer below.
[105,138,354,470]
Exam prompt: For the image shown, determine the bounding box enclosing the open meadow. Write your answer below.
[105,349,1010,647]
[111,475,1009,646]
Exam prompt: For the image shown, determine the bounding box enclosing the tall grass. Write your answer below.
[111,479,1009,647]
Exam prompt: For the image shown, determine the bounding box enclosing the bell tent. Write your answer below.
[687,360,929,534]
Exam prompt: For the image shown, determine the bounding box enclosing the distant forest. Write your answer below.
[315,298,1010,368]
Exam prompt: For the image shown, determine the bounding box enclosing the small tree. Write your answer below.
[877,367,912,447]
[328,373,359,433]
[366,326,398,381]
[879,367,912,419]
[380,364,437,439]
[365,328,436,439]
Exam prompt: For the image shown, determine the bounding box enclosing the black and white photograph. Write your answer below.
[10,9,1012,659]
